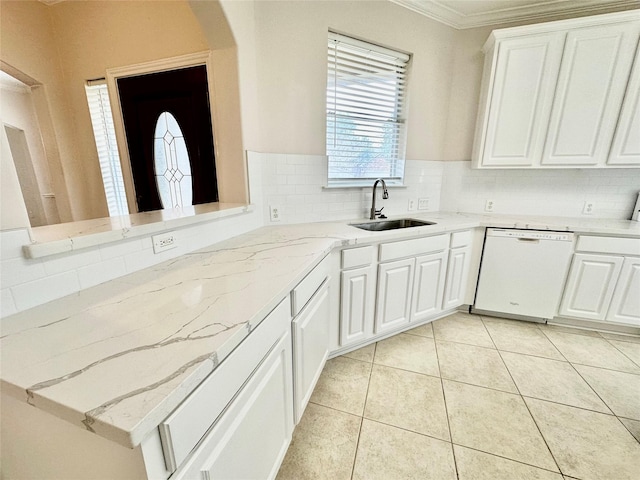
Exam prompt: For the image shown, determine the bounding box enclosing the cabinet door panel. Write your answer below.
[609,40,640,165]
[559,253,624,320]
[607,257,640,326]
[174,331,293,480]
[340,266,375,347]
[292,280,330,423]
[443,246,472,311]
[542,23,640,165]
[481,33,564,166]
[375,258,414,334]
[411,251,448,322]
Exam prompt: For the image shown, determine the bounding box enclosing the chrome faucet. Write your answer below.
[370,178,389,220]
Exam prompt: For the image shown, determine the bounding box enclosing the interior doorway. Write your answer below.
[116,65,218,213]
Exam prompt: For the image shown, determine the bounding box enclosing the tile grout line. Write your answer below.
[451,442,570,477]
[601,337,640,370]
[433,337,460,479]
[348,342,376,480]
[480,315,565,476]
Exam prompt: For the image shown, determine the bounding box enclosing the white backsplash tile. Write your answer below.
[254,152,444,224]
[11,271,81,312]
[441,162,640,219]
[77,258,127,290]
[0,257,46,289]
[1,288,17,318]
[0,229,32,260]
[42,249,102,276]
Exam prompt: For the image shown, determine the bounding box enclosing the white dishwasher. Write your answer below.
[474,229,574,319]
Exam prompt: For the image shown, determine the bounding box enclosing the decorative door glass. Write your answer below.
[153,111,192,208]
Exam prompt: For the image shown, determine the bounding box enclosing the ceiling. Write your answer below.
[390,0,640,29]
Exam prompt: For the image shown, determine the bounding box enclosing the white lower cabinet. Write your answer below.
[292,279,330,423]
[559,253,624,321]
[606,257,640,326]
[410,251,448,322]
[442,245,472,310]
[173,330,294,480]
[340,265,376,347]
[375,258,415,334]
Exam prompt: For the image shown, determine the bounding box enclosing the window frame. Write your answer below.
[326,31,411,187]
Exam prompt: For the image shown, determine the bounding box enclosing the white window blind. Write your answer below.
[85,80,128,217]
[327,32,410,184]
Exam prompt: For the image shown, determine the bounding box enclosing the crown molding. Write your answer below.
[389,0,640,29]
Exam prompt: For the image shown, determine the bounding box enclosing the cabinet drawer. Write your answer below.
[379,234,449,262]
[172,330,293,480]
[576,236,640,256]
[342,246,375,269]
[451,230,472,248]
[159,298,291,472]
[291,254,330,316]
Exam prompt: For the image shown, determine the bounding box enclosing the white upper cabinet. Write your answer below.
[608,40,640,165]
[473,11,640,169]
[542,23,640,166]
[478,33,565,166]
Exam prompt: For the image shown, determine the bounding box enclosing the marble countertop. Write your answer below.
[2,212,639,449]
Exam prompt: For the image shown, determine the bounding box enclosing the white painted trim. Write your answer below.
[390,0,640,30]
[105,51,220,214]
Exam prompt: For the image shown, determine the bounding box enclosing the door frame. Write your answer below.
[106,51,219,214]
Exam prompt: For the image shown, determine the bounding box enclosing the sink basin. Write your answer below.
[350,218,437,231]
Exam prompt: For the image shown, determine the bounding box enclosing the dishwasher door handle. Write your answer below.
[517,238,540,243]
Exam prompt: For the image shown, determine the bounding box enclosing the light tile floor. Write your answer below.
[277,312,640,480]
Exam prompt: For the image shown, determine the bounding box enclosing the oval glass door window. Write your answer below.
[153,112,192,208]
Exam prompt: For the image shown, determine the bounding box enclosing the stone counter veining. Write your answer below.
[1,212,639,449]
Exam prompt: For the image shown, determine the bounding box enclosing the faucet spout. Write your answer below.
[370,178,389,220]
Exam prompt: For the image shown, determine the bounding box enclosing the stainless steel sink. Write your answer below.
[350,218,437,231]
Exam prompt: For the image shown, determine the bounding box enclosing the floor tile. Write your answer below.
[599,331,640,344]
[573,364,640,420]
[432,312,495,348]
[501,352,610,414]
[454,445,563,480]
[309,356,372,416]
[443,380,557,472]
[373,333,439,376]
[608,339,640,366]
[276,403,360,480]
[342,343,375,363]
[483,317,564,360]
[436,340,517,393]
[405,321,434,338]
[352,419,456,480]
[619,417,640,443]
[543,331,640,374]
[364,364,450,441]
[526,397,640,480]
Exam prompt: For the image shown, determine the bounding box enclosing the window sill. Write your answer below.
[323,182,407,190]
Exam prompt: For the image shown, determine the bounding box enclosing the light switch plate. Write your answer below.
[418,198,429,210]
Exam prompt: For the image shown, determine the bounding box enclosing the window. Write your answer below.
[85,80,128,217]
[326,32,410,185]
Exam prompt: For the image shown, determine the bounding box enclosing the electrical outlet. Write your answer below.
[583,201,595,215]
[269,205,281,222]
[485,199,495,212]
[418,198,429,210]
[152,232,177,254]
[407,199,416,211]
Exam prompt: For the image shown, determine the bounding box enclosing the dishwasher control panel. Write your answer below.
[487,229,573,242]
